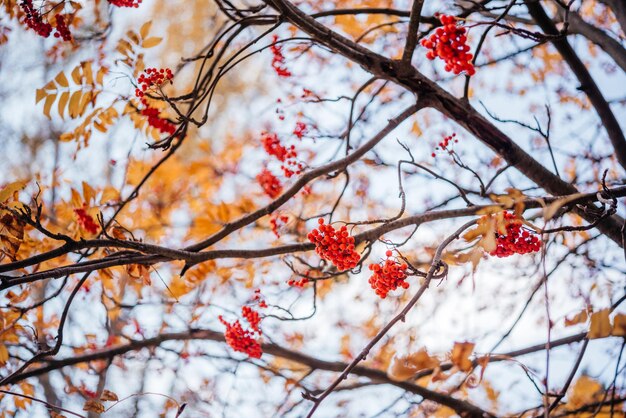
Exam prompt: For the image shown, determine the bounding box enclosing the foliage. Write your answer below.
[0,0,625,417]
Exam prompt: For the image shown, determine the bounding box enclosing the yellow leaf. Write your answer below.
[451,341,474,372]
[82,61,94,85]
[543,193,582,221]
[78,90,93,116]
[567,375,603,407]
[0,344,8,364]
[71,64,82,84]
[588,309,611,339]
[101,186,120,204]
[96,67,108,85]
[411,121,422,137]
[35,88,46,103]
[564,309,588,327]
[70,188,83,208]
[142,37,162,48]
[43,94,56,119]
[139,20,152,39]
[127,30,140,45]
[57,91,69,119]
[388,355,418,381]
[0,181,26,203]
[612,313,626,336]
[83,400,105,413]
[82,181,96,204]
[54,71,69,88]
[388,349,440,381]
[68,90,82,118]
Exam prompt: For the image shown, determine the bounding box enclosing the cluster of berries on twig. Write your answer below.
[287,277,309,288]
[257,169,283,198]
[421,14,475,76]
[307,219,360,271]
[134,68,176,135]
[489,212,541,257]
[220,291,266,358]
[20,1,72,41]
[432,133,459,157]
[270,214,289,237]
[108,0,142,7]
[368,250,409,299]
[219,317,262,358]
[270,35,291,78]
[261,132,303,178]
[293,121,307,139]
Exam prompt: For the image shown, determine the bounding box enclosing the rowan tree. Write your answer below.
[0,0,625,417]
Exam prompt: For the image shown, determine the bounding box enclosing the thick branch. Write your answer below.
[265,0,626,246]
[5,328,597,415]
[2,186,625,289]
[525,0,626,170]
[566,11,626,73]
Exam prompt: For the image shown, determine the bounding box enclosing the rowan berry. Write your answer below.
[368,252,409,298]
[287,277,309,288]
[270,214,289,237]
[489,212,541,257]
[134,68,176,135]
[54,14,72,41]
[307,219,360,271]
[241,306,262,333]
[432,133,459,157]
[421,14,475,76]
[293,121,307,139]
[219,316,262,359]
[108,0,142,7]
[270,35,291,78]
[257,169,283,198]
[20,1,53,38]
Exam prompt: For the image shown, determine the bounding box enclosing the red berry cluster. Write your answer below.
[287,277,309,287]
[21,1,52,37]
[421,14,475,76]
[368,250,409,299]
[74,205,99,234]
[261,132,295,162]
[260,131,303,178]
[307,219,360,271]
[53,14,71,41]
[252,289,268,308]
[270,35,291,78]
[21,1,71,40]
[270,214,289,237]
[293,121,307,139]
[140,107,176,135]
[489,212,541,257]
[134,68,176,135]
[219,291,267,358]
[257,169,283,198]
[136,67,173,93]
[431,133,459,158]
[241,306,261,333]
[108,0,142,7]
[219,317,262,358]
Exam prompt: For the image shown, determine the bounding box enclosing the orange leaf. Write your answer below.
[100,389,119,402]
[564,309,588,327]
[612,313,626,337]
[451,341,475,372]
[588,309,611,339]
[83,400,105,413]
